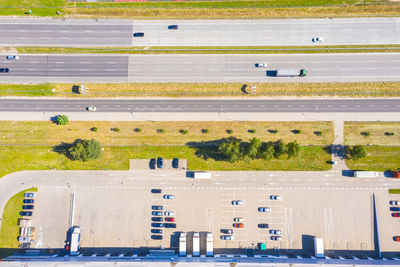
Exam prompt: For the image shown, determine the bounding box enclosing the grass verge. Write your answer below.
[344,122,400,146]
[0,188,38,248]
[0,121,334,146]
[0,84,56,97]
[346,147,400,171]
[389,189,400,194]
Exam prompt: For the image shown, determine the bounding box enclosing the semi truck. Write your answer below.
[276,68,307,77]
[193,232,200,256]
[314,237,324,258]
[70,226,81,256]
[179,233,186,256]
[354,171,378,178]
[206,233,213,256]
[193,172,212,179]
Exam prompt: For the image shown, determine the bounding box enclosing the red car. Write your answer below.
[233,223,244,228]
[165,217,175,222]
[392,213,400,217]
[394,236,400,242]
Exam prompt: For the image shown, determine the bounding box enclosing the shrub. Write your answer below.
[385,132,395,136]
[157,129,165,134]
[90,127,98,132]
[260,142,274,160]
[202,129,209,134]
[274,140,286,158]
[134,128,142,133]
[287,141,300,158]
[349,145,366,160]
[268,129,278,134]
[218,139,241,163]
[248,129,256,134]
[68,139,101,161]
[180,129,188,135]
[56,115,69,125]
[226,129,233,134]
[360,131,371,137]
[112,127,120,132]
[244,137,262,160]
[292,129,301,134]
[314,131,322,136]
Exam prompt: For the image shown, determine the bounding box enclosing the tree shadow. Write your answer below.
[52,139,82,160]
[325,145,348,160]
[186,137,242,161]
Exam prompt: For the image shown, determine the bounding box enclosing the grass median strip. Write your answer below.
[0,188,38,249]
[346,146,400,171]
[389,189,400,194]
[344,122,400,146]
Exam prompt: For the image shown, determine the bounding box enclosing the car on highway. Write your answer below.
[164,211,175,216]
[0,68,10,73]
[168,25,179,30]
[152,211,163,216]
[151,217,163,222]
[6,55,19,60]
[270,195,281,200]
[165,217,175,222]
[270,229,282,235]
[151,235,163,240]
[133,32,145,37]
[392,213,400,217]
[151,229,163,234]
[157,157,163,168]
[394,236,400,242]
[232,200,244,205]
[233,223,244,228]
[164,223,176,228]
[20,211,32,216]
[391,207,400,211]
[151,188,162,194]
[390,201,400,205]
[271,236,282,241]
[172,158,179,168]
[163,194,175,200]
[149,158,156,169]
[22,205,34,210]
[221,229,233,234]
[221,235,234,240]
[87,106,96,112]
[23,199,34,204]
[24,193,35,198]
[312,37,324,42]
[258,224,269,228]
[255,63,267,68]
[152,205,163,210]
[151,223,164,228]
[233,217,243,223]
[258,207,271,212]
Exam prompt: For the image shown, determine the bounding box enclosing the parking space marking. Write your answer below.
[324,208,334,251]
[285,208,293,249]
[206,208,214,232]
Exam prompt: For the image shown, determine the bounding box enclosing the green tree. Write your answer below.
[245,138,262,160]
[68,139,102,161]
[349,145,366,160]
[90,127,98,132]
[259,142,274,160]
[218,140,241,163]
[286,141,300,158]
[56,115,69,125]
[274,140,286,158]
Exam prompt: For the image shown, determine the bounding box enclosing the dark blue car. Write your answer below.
[157,157,163,168]
[151,223,164,228]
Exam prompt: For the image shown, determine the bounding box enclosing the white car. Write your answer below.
[390,201,400,205]
[87,106,97,112]
[269,229,282,235]
[164,211,175,216]
[233,217,243,223]
[312,37,324,42]
[221,235,234,240]
[6,55,19,60]
[232,200,244,205]
[255,63,267,68]
[270,195,281,200]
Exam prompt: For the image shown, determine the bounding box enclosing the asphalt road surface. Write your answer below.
[0,99,399,113]
[0,17,399,47]
[0,53,399,83]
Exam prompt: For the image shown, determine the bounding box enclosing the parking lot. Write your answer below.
[26,170,400,255]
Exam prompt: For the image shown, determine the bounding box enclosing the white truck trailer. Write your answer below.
[70,226,81,256]
[193,172,212,179]
[179,233,187,256]
[276,68,307,77]
[193,232,200,256]
[354,171,378,178]
[206,233,213,256]
[314,237,324,258]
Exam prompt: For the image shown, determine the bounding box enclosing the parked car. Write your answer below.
[270,195,281,200]
[24,193,35,198]
[233,223,244,228]
[172,158,179,168]
[20,211,32,216]
[258,207,271,212]
[394,236,400,242]
[391,207,400,211]
[151,217,163,222]
[149,158,156,169]
[269,229,282,235]
[133,32,145,37]
[393,213,400,217]
[255,63,267,68]
[164,223,176,228]
[151,223,164,228]
[164,211,175,216]
[152,205,163,210]
[168,25,179,30]
[0,68,10,73]
[390,201,400,205]
[152,211,163,216]
[163,194,175,200]
[22,205,34,210]
[151,188,162,193]
[23,199,34,204]
[258,224,269,228]
[221,235,234,240]
[157,157,163,168]
[232,200,244,205]
[165,217,175,222]
[6,55,19,60]
[87,106,96,111]
[151,235,163,240]
[221,229,233,234]
[233,217,243,223]
[271,236,282,241]
[151,229,162,234]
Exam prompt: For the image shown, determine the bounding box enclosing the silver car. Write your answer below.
[269,229,282,235]
[6,55,19,60]
[255,63,267,68]
[232,200,244,205]
[221,235,234,240]
[164,211,175,216]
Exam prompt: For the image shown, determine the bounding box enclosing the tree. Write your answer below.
[349,145,366,160]
[218,140,241,163]
[180,129,188,135]
[274,140,286,158]
[68,139,101,161]
[259,142,274,160]
[226,129,233,134]
[286,141,300,158]
[202,129,209,134]
[90,127,98,132]
[57,115,69,125]
[245,138,262,160]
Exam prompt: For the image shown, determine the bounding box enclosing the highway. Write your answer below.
[0,17,399,47]
[0,99,399,113]
[0,53,399,83]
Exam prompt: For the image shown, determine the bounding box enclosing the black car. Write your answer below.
[152,205,163,210]
[0,68,9,73]
[221,229,233,234]
[151,188,162,194]
[151,235,163,240]
[391,207,400,211]
[23,199,34,204]
[133,32,144,37]
[151,223,164,228]
[20,211,32,216]
[152,217,163,222]
[164,223,176,228]
[151,229,163,234]
[258,223,269,228]
[149,158,156,169]
[157,157,163,168]
[22,205,34,210]
[168,25,178,30]
[172,158,179,169]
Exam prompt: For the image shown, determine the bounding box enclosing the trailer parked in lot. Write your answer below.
[206,233,213,256]
[314,237,324,258]
[193,232,200,256]
[179,233,186,257]
[70,226,81,256]
[354,171,378,178]
[193,172,212,179]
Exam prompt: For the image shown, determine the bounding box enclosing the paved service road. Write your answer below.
[0,53,399,83]
[0,17,399,46]
[0,99,399,113]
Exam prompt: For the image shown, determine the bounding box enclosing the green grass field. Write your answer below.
[389,189,400,194]
[0,188,38,248]
[346,147,400,171]
[0,84,56,97]
[0,0,64,16]
[344,122,400,146]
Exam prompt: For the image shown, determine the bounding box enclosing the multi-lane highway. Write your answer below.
[0,53,399,83]
[0,17,399,47]
[0,99,399,113]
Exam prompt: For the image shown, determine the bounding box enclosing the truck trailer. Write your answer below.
[193,172,212,179]
[206,233,213,256]
[314,237,324,258]
[70,226,81,256]
[276,68,307,77]
[179,233,187,256]
[193,232,200,256]
[354,171,378,178]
